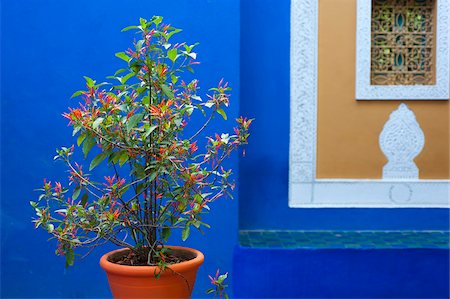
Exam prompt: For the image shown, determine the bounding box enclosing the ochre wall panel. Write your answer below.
[316,0,449,179]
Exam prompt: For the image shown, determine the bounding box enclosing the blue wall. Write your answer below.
[233,247,450,298]
[239,0,450,230]
[1,0,239,298]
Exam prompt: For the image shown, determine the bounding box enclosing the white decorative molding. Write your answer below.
[355,0,450,100]
[289,0,450,208]
[290,0,318,185]
[290,180,449,208]
[379,103,425,180]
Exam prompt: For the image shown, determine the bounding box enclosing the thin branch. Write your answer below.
[189,107,217,141]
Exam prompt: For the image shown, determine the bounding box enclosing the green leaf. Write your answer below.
[162,227,171,241]
[115,52,131,63]
[143,125,157,138]
[94,82,110,88]
[148,171,157,183]
[217,108,227,120]
[83,76,95,88]
[126,113,143,131]
[186,105,194,116]
[182,225,190,241]
[89,153,107,171]
[152,16,163,26]
[73,186,81,201]
[114,68,127,76]
[192,220,201,229]
[167,48,177,62]
[81,193,88,207]
[46,223,54,233]
[166,28,182,40]
[77,132,86,147]
[187,52,197,59]
[184,42,199,52]
[119,152,129,167]
[174,117,182,127]
[92,117,104,129]
[135,40,145,53]
[139,17,147,29]
[195,104,206,116]
[121,72,135,84]
[218,273,228,282]
[204,102,214,109]
[205,289,215,294]
[135,184,144,196]
[70,90,84,99]
[121,25,139,32]
[111,150,123,164]
[130,60,143,73]
[161,84,174,99]
[142,96,150,106]
[72,125,82,136]
[82,135,96,157]
[133,165,146,178]
[65,247,75,268]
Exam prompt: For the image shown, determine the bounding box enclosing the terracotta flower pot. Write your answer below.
[100,246,204,299]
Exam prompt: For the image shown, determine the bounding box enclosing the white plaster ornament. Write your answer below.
[379,104,425,180]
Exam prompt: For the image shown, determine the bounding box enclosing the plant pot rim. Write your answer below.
[100,245,204,277]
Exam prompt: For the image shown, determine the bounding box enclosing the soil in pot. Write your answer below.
[108,247,196,266]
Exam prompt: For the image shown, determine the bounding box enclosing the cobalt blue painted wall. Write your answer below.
[233,246,450,298]
[239,0,450,230]
[1,1,239,298]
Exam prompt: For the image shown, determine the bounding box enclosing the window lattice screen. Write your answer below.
[371,0,435,85]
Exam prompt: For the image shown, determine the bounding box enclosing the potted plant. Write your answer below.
[31,16,251,298]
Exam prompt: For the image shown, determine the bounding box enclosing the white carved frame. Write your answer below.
[355,0,450,100]
[289,0,449,208]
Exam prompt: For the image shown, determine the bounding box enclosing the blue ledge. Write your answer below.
[233,231,450,298]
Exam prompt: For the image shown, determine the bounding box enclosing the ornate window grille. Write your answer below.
[355,0,449,100]
[371,0,435,85]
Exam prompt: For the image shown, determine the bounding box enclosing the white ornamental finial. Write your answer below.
[379,103,425,180]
